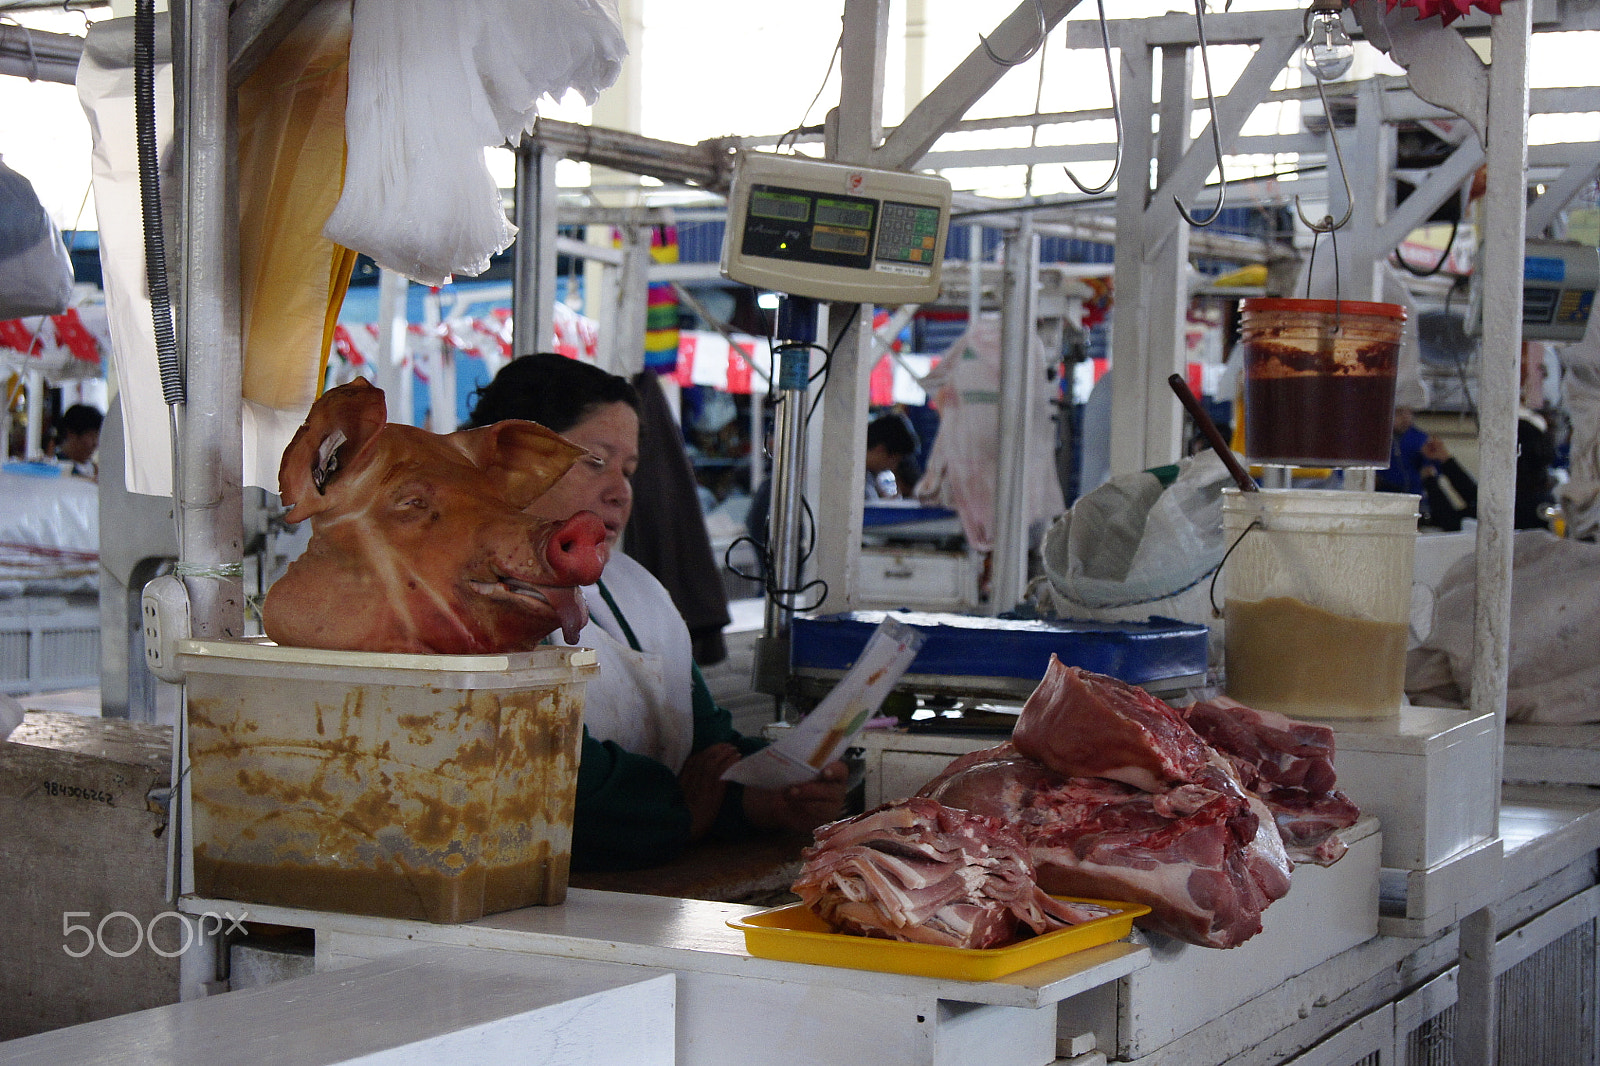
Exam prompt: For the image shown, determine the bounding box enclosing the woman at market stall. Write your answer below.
[465,354,850,871]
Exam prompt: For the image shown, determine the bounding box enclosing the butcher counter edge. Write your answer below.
[178,887,1150,1010]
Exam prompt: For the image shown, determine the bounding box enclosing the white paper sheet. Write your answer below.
[722,617,926,790]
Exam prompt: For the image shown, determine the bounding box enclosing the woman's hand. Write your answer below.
[742,760,851,836]
[678,742,741,841]
[1421,436,1452,463]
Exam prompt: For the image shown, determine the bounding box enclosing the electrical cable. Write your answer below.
[740,296,861,610]
[1391,212,1460,278]
[1440,276,1480,426]
[779,30,842,154]
[806,301,861,423]
[134,0,180,408]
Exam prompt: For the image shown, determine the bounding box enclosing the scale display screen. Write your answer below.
[722,152,952,304]
[741,184,879,269]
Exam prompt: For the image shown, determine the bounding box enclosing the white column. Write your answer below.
[992,218,1039,613]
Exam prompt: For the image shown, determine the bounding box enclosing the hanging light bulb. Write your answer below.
[1303,0,1355,81]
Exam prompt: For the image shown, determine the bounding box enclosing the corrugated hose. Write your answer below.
[134,0,181,407]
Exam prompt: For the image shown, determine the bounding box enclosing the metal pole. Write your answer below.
[1108,38,1157,477]
[992,216,1038,614]
[375,267,410,423]
[422,287,451,432]
[968,223,983,324]
[753,297,818,703]
[605,223,649,378]
[174,0,243,643]
[1456,2,1530,1063]
[812,0,890,615]
[513,138,558,357]
[23,369,44,460]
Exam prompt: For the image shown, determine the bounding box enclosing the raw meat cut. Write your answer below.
[921,747,1292,949]
[791,797,1114,949]
[262,377,608,654]
[1012,656,1211,792]
[1183,696,1360,865]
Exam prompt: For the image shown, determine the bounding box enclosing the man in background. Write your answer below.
[53,404,102,479]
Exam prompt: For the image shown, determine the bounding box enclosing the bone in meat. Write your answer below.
[792,797,1114,949]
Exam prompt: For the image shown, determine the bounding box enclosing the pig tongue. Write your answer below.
[557,589,590,645]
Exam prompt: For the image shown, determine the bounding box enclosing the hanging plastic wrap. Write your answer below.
[324,0,627,286]
[914,316,1065,552]
[237,0,357,412]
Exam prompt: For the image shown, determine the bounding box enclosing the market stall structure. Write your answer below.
[3,0,1600,1064]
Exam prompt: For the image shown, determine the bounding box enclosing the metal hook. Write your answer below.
[981,0,1047,67]
[1062,0,1123,195]
[1173,0,1229,227]
[1294,73,1354,234]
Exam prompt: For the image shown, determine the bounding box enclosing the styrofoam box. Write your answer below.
[180,639,597,924]
[857,547,979,609]
[1109,817,1381,1060]
[1330,703,1498,871]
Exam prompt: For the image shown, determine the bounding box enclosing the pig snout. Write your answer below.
[546,511,608,587]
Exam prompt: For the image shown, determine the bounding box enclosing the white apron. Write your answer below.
[554,553,695,773]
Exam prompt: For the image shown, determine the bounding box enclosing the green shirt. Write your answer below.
[569,582,768,871]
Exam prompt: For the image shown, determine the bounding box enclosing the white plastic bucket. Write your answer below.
[1221,488,1419,720]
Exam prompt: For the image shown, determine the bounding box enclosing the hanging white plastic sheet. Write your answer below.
[76,19,176,498]
[78,16,348,498]
[324,0,627,286]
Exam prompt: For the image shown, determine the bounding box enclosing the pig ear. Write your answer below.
[277,377,388,522]
[463,419,586,508]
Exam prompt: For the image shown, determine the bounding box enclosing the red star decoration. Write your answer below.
[1384,0,1502,25]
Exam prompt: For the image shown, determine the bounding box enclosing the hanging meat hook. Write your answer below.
[1294,59,1354,234]
[1174,0,1229,227]
[981,0,1048,67]
[1063,0,1123,195]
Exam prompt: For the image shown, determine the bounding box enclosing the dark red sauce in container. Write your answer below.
[1240,298,1406,467]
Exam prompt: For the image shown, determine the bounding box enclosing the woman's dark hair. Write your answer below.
[465,353,640,433]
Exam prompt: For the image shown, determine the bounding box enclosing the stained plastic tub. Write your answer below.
[1240,298,1406,467]
[1221,489,1418,720]
[180,639,596,923]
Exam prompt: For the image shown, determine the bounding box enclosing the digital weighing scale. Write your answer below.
[720,150,953,305]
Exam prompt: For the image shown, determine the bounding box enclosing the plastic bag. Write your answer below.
[324,0,627,286]
[0,157,74,321]
[1042,449,1233,618]
[1407,531,1600,724]
[237,0,357,411]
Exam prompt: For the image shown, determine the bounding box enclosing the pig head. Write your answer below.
[261,377,608,655]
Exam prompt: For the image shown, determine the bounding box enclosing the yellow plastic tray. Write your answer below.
[727,897,1151,981]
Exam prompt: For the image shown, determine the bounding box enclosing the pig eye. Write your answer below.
[391,482,434,514]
